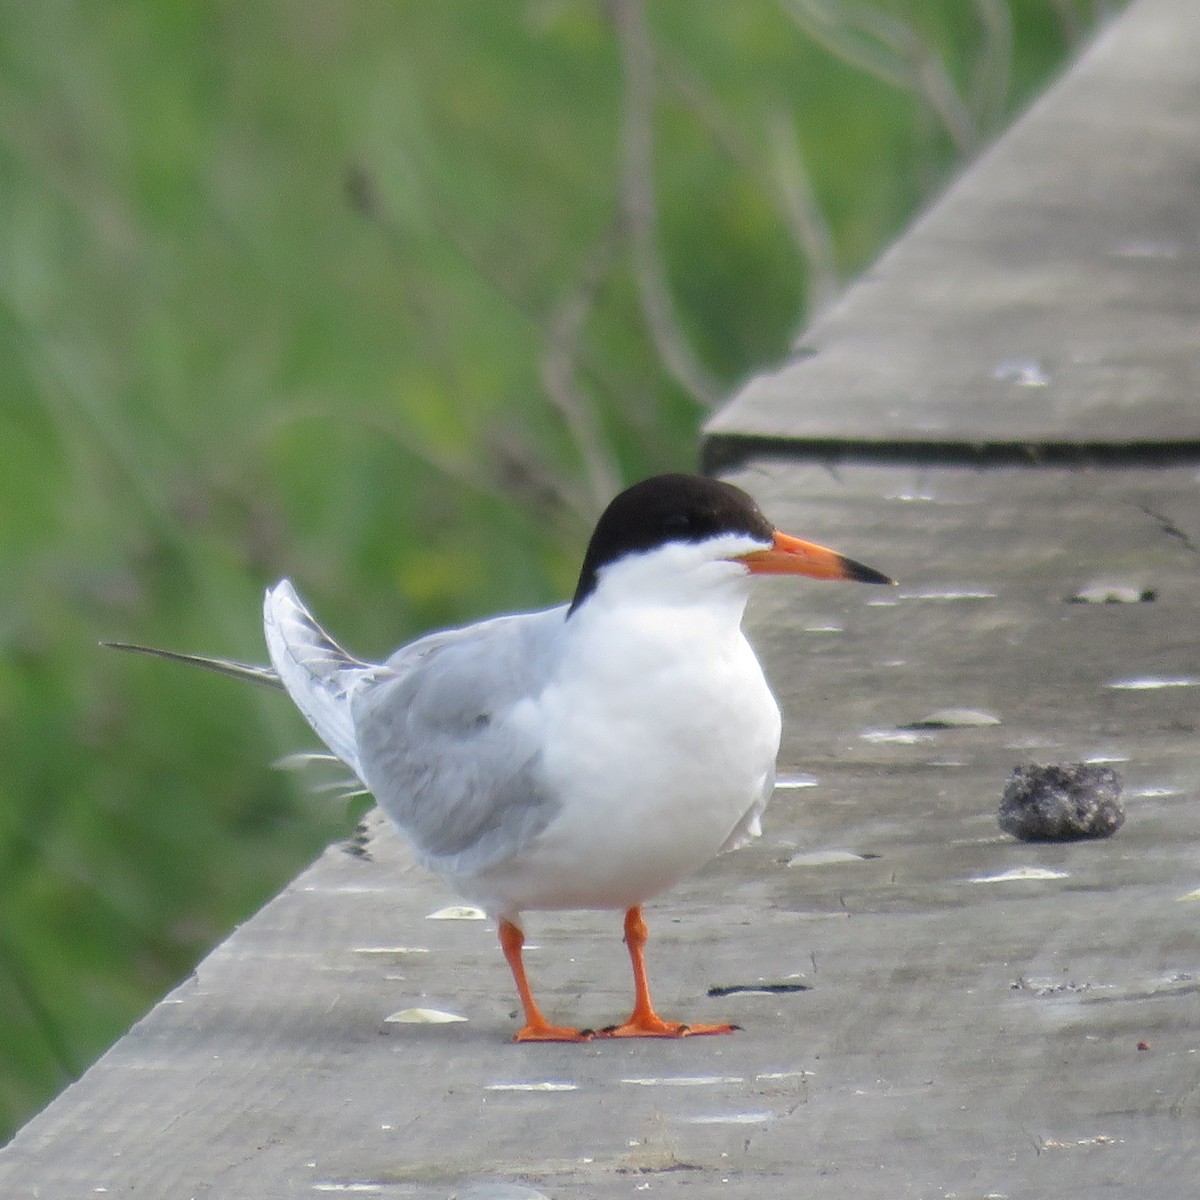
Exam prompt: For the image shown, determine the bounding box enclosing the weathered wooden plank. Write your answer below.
[706,0,1200,466]
[1,461,1197,1197]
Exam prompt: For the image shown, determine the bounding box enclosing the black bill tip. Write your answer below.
[840,556,897,586]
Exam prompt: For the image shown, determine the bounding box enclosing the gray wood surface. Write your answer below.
[706,0,1200,467]
[2,461,1198,1198]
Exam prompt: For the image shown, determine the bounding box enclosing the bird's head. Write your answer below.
[568,474,893,616]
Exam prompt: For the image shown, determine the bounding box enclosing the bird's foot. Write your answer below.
[596,1016,740,1039]
[512,1022,594,1043]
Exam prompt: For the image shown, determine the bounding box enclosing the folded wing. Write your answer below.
[351,608,567,877]
[265,579,567,878]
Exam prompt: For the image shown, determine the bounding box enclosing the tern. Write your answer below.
[109,473,892,1041]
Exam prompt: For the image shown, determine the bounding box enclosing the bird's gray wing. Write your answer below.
[351,606,568,877]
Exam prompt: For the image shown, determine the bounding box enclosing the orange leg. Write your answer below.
[596,906,739,1039]
[499,918,592,1042]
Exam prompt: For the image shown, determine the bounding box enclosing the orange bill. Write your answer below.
[737,531,895,584]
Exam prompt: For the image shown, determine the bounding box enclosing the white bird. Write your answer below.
[109,473,892,1041]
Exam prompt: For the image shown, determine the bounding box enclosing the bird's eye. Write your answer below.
[662,512,694,534]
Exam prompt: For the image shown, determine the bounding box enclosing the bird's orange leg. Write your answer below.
[499,918,592,1043]
[596,906,739,1038]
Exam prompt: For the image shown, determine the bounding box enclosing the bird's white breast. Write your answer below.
[459,593,781,917]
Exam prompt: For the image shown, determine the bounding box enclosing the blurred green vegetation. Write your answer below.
[0,0,1120,1142]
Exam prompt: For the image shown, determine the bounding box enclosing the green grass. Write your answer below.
[0,0,1119,1141]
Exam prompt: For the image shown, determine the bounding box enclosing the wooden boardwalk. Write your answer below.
[705,0,1200,463]
[4,1,1200,1196]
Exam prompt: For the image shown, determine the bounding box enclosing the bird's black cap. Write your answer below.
[568,474,774,614]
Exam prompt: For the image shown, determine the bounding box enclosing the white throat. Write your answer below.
[576,532,765,625]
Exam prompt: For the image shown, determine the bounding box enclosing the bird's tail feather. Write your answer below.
[274,751,369,804]
[102,642,282,689]
[104,632,372,797]
[105,580,376,785]
[262,579,377,782]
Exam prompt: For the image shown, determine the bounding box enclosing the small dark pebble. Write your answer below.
[998,763,1125,841]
